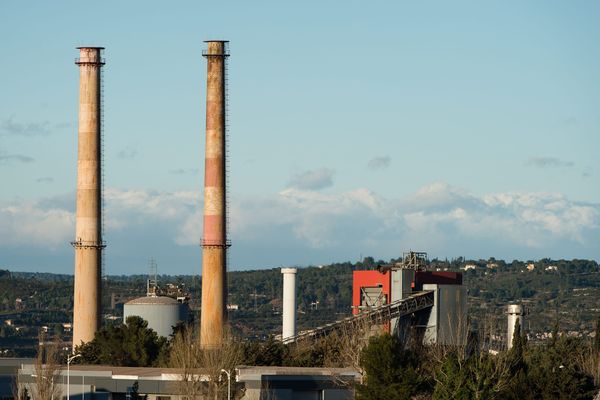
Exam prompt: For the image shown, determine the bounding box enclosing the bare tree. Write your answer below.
[12,374,28,400]
[323,317,372,379]
[169,327,204,399]
[410,313,463,386]
[169,326,243,400]
[580,343,600,387]
[199,328,243,400]
[469,350,514,400]
[426,314,515,400]
[279,317,373,393]
[29,332,63,400]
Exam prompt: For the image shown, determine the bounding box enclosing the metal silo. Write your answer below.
[123,296,188,338]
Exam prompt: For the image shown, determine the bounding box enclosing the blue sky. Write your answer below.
[1,1,599,275]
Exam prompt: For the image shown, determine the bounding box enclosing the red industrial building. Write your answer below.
[352,253,465,343]
[352,270,392,314]
[353,270,462,314]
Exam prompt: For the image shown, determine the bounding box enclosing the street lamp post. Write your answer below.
[220,369,231,400]
[67,354,81,400]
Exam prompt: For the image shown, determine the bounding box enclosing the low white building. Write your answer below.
[15,363,359,400]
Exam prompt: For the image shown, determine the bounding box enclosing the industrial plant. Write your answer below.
[3,39,594,400]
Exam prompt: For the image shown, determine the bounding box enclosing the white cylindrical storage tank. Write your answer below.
[123,296,188,338]
[281,267,297,343]
[507,304,524,349]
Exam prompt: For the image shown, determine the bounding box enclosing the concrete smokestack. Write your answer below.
[72,47,105,347]
[507,304,524,349]
[200,40,229,348]
[281,268,297,343]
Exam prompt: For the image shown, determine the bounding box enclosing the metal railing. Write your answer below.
[202,49,230,57]
[290,290,434,342]
[70,239,107,249]
[74,58,106,65]
[200,238,232,248]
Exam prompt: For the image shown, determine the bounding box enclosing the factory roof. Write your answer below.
[125,296,180,306]
[236,365,360,376]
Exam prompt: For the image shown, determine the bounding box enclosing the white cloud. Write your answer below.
[0,152,34,165]
[0,116,68,137]
[1,184,598,272]
[116,146,138,159]
[104,188,199,228]
[169,168,199,175]
[0,202,74,248]
[228,182,599,258]
[367,156,391,170]
[287,168,335,190]
[526,157,574,168]
[36,177,54,183]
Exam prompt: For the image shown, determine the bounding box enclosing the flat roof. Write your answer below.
[236,365,360,376]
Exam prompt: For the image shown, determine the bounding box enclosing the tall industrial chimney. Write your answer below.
[281,268,297,343]
[200,40,229,348]
[507,304,524,349]
[72,47,105,347]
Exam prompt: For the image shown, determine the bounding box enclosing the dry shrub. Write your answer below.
[169,326,242,400]
[580,344,600,387]
[28,332,63,400]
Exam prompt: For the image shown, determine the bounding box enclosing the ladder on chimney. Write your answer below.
[100,54,107,286]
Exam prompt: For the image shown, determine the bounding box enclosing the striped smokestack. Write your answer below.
[200,40,229,348]
[72,47,105,348]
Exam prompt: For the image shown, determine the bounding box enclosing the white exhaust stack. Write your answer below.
[507,304,524,349]
[281,267,297,343]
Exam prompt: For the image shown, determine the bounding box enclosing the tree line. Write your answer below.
[23,314,600,400]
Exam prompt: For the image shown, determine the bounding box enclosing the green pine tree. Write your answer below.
[75,316,167,367]
[525,336,595,399]
[508,319,526,374]
[356,334,431,400]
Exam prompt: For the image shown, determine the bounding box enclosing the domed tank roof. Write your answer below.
[125,295,179,306]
